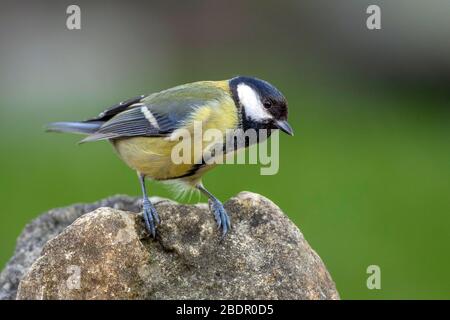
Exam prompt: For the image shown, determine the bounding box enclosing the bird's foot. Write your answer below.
[142,198,160,238]
[209,199,231,238]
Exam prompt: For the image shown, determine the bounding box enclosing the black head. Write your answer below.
[229,76,293,135]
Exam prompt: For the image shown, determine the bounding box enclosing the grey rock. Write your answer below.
[2,192,339,300]
[0,195,143,300]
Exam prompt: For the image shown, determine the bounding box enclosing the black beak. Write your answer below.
[275,120,294,136]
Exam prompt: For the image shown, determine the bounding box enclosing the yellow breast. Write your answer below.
[113,84,238,181]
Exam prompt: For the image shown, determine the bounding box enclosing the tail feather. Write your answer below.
[46,121,103,135]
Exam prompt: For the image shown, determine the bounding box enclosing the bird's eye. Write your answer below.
[263,101,272,109]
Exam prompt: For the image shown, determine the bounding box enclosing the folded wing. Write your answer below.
[80,81,228,143]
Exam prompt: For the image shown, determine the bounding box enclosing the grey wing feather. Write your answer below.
[85,95,147,122]
[81,82,227,143]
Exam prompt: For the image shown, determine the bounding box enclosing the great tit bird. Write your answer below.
[47,76,293,238]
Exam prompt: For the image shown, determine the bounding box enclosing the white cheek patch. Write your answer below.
[237,83,271,121]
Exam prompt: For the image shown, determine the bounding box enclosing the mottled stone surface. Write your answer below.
[0,195,142,300]
[2,192,339,300]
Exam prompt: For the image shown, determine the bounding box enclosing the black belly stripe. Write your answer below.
[159,161,206,181]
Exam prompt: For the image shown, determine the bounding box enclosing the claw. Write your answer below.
[210,199,231,238]
[138,173,160,238]
[152,206,161,225]
[211,201,222,229]
[142,199,159,238]
[196,184,231,238]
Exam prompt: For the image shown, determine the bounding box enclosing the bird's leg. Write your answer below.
[138,173,160,237]
[196,184,231,237]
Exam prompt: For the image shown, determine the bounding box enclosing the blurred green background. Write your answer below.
[1,0,449,299]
